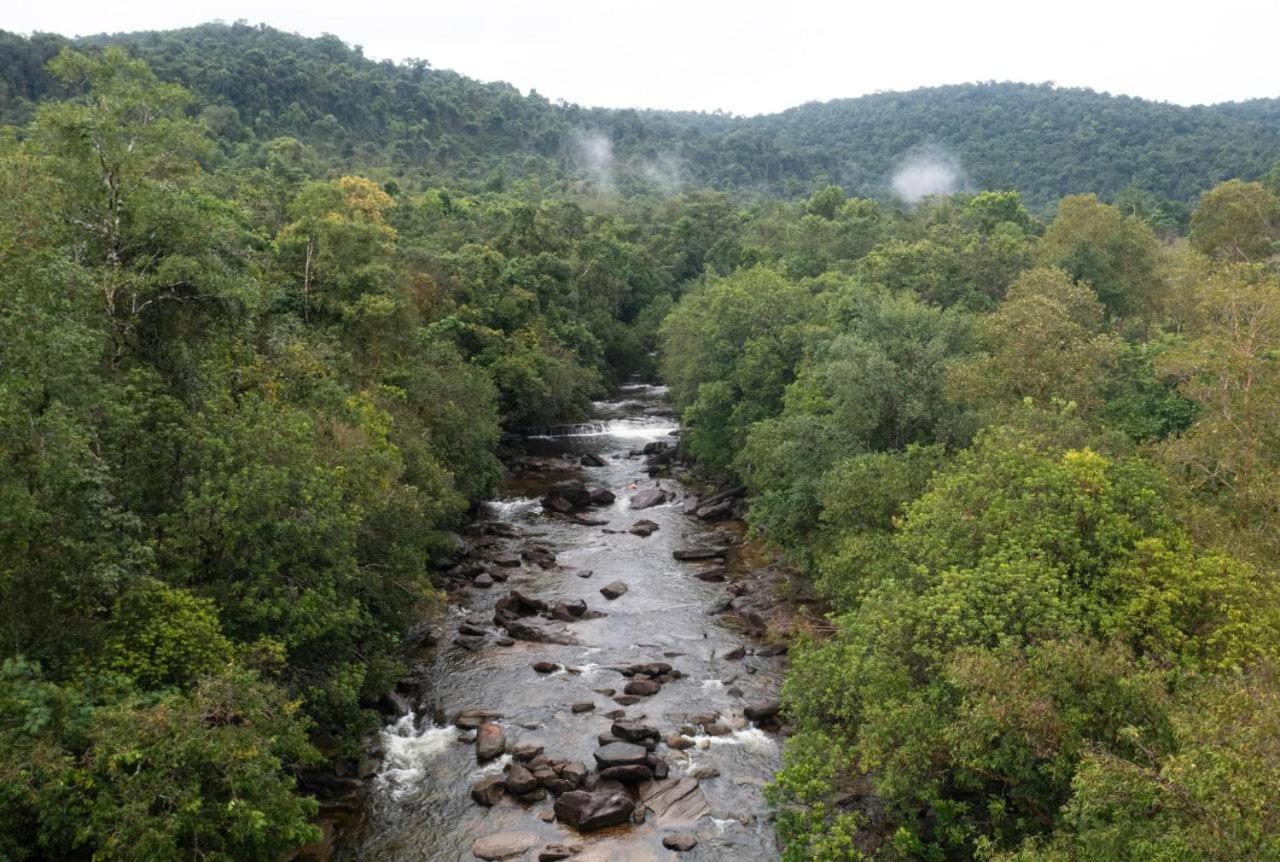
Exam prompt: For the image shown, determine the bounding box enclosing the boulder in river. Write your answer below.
[745,699,781,723]
[580,453,607,467]
[599,581,629,600]
[454,708,501,729]
[553,790,635,832]
[630,488,668,509]
[504,762,539,795]
[589,488,616,505]
[504,618,578,645]
[471,831,540,860]
[598,763,653,783]
[476,722,506,761]
[593,741,649,767]
[611,719,660,744]
[629,519,659,537]
[663,833,699,851]
[693,566,726,582]
[695,499,735,520]
[532,661,560,674]
[470,774,506,806]
[623,677,660,697]
[673,546,728,561]
[543,480,593,511]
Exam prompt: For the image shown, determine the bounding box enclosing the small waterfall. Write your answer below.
[524,421,608,438]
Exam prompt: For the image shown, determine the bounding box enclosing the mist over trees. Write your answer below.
[1,23,1279,861]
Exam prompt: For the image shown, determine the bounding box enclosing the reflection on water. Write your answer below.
[342,383,783,861]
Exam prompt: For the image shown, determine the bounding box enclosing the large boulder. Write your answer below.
[624,677,660,697]
[553,790,636,832]
[593,741,649,768]
[470,774,506,806]
[476,722,506,761]
[504,762,539,795]
[543,480,593,511]
[611,719,660,744]
[745,699,781,723]
[630,488,668,510]
[589,488,616,505]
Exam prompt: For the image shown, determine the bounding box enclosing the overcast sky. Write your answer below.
[7,1,1278,116]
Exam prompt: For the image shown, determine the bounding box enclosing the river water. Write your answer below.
[342,385,784,861]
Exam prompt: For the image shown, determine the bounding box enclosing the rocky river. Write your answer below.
[336,384,796,861]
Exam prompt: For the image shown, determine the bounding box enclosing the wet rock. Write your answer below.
[454,635,487,650]
[476,722,506,761]
[689,765,720,780]
[756,643,789,657]
[559,760,588,786]
[560,598,588,617]
[458,623,488,637]
[628,519,659,537]
[571,701,595,714]
[471,831,539,859]
[504,619,578,645]
[470,774,506,806]
[642,441,670,455]
[630,488,668,510]
[689,712,719,726]
[630,661,673,677]
[612,695,641,706]
[663,833,699,852]
[596,732,619,747]
[491,552,522,568]
[589,488,616,506]
[538,844,580,861]
[376,690,412,717]
[513,742,544,760]
[553,790,635,832]
[569,513,608,526]
[522,545,558,568]
[745,699,781,723]
[543,496,574,514]
[593,741,649,767]
[538,809,557,824]
[505,590,549,615]
[623,678,660,697]
[543,480,593,511]
[575,569,594,578]
[532,661,561,674]
[693,566,726,582]
[704,722,732,736]
[673,546,728,561]
[494,637,515,646]
[599,581,629,600]
[611,719,660,744]
[722,645,747,660]
[504,762,539,795]
[598,763,653,782]
[473,572,494,588]
[639,777,712,825]
[682,496,701,515]
[666,734,694,750]
[580,453,607,467]
[695,499,735,520]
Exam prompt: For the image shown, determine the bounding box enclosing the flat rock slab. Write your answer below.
[471,831,540,860]
[672,547,729,561]
[593,741,649,767]
[639,777,711,826]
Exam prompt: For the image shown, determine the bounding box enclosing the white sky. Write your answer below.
[7,1,1278,116]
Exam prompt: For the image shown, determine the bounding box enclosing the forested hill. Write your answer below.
[3,21,1280,208]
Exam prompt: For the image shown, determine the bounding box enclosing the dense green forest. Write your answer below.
[4,23,1280,208]
[2,23,1280,862]
[662,182,1280,858]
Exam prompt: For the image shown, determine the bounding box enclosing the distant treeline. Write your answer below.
[3,22,1280,208]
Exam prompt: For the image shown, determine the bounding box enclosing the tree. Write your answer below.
[950,267,1120,414]
[1038,194,1161,316]
[1190,179,1280,262]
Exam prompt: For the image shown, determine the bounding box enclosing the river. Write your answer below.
[340,384,785,861]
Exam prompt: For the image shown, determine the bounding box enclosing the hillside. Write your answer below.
[2,22,1279,207]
